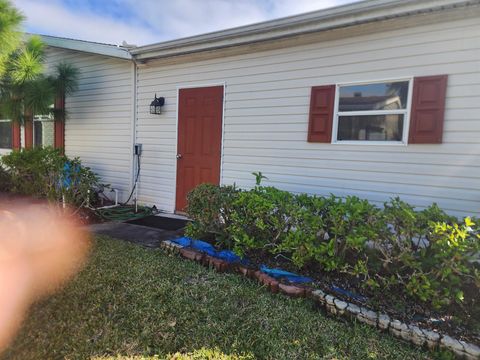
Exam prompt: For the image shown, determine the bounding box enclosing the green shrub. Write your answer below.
[185,183,239,249]
[0,165,12,191]
[323,195,384,271]
[412,217,480,308]
[228,186,297,256]
[0,147,104,207]
[275,194,330,267]
[184,180,480,311]
[277,194,385,272]
[370,199,460,297]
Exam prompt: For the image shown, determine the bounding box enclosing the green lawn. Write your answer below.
[2,236,435,360]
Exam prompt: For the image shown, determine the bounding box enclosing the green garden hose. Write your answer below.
[95,205,153,221]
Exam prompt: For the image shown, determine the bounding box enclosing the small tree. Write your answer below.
[0,36,51,123]
[0,0,79,145]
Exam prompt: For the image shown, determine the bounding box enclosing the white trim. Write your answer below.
[173,82,226,213]
[337,109,406,116]
[37,34,132,60]
[331,77,413,146]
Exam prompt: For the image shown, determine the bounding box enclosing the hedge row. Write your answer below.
[185,183,480,311]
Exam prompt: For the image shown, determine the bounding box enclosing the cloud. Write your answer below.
[13,0,359,46]
[13,0,158,45]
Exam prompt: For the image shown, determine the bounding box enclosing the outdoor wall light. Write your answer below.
[150,94,165,115]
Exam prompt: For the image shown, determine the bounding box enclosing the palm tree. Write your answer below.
[0,1,79,150]
[1,35,49,117]
[49,62,79,123]
[0,36,79,148]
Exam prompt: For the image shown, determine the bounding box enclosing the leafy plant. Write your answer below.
[0,147,105,207]
[252,171,268,186]
[228,186,297,256]
[185,183,239,249]
[276,194,330,267]
[0,164,11,191]
[414,217,480,308]
[183,175,480,311]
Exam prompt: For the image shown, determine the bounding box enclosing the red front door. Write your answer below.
[175,86,223,212]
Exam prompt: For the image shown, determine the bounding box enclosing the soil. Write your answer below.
[186,234,479,345]
[76,206,105,225]
[0,191,105,225]
[245,249,480,345]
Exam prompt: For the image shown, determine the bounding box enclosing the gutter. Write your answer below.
[36,34,132,60]
[130,0,478,61]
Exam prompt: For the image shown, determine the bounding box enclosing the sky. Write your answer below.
[13,0,360,47]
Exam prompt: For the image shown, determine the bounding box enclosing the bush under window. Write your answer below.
[185,183,480,313]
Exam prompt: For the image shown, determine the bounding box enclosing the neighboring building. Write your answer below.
[1,0,479,217]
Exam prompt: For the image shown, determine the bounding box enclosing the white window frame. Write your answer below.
[33,111,54,148]
[0,119,12,150]
[331,77,413,146]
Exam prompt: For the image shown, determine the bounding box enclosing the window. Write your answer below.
[33,113,55,148]
[0,120,12,149]
[333,79,412,144]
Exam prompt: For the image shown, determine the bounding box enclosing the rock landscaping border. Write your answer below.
[160,240,480,359]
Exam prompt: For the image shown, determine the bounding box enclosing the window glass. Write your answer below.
[0,121,12,149]
[338,114,404,141]
[339,81,409,112]
[34,114,55,148]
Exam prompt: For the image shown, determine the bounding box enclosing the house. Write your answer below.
[1,0,479,217]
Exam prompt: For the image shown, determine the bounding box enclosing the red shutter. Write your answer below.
[54,95,65,151]
[24,110,33,149]
[11,122,21,150]
[409,75,448,144]
[308,85,335,142]
[54,120,65,150]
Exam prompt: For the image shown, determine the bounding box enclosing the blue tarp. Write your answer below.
[61,161,80,189]
[330,284,367,302]
[260,265,313,284]
[172,237,245,264]
[172,237,314,284]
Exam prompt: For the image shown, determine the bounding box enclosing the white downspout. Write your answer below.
[130,59,138,204]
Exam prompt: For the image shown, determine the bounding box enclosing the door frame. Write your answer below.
[174,82,226,213]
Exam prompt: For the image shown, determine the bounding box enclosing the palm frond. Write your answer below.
[0,90,23,123]
[24,76,54,115]
[10,36,45,83]
[50,62,79,96]
[0,0,24,76]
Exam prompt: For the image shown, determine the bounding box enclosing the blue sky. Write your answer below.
[13,0,359,46]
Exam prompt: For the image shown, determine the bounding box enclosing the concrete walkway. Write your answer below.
[90,222,183,248]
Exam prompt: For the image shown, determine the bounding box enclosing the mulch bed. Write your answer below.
[0,191,105,225]
[247,251,479,345]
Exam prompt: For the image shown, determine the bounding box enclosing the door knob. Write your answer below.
[176,154,182,159]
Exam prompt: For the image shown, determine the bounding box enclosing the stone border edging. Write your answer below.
[160,240,480,359]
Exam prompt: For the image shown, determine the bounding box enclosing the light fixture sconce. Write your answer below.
[150,94,165,115]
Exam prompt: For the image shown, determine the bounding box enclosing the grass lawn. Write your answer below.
[2,236,437,360]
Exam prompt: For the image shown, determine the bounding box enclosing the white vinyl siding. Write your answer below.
[135,16,480,217]
[43,47,133,202]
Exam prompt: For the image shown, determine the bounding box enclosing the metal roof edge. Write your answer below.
[33,34,132,60]
[130,0,477,60]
